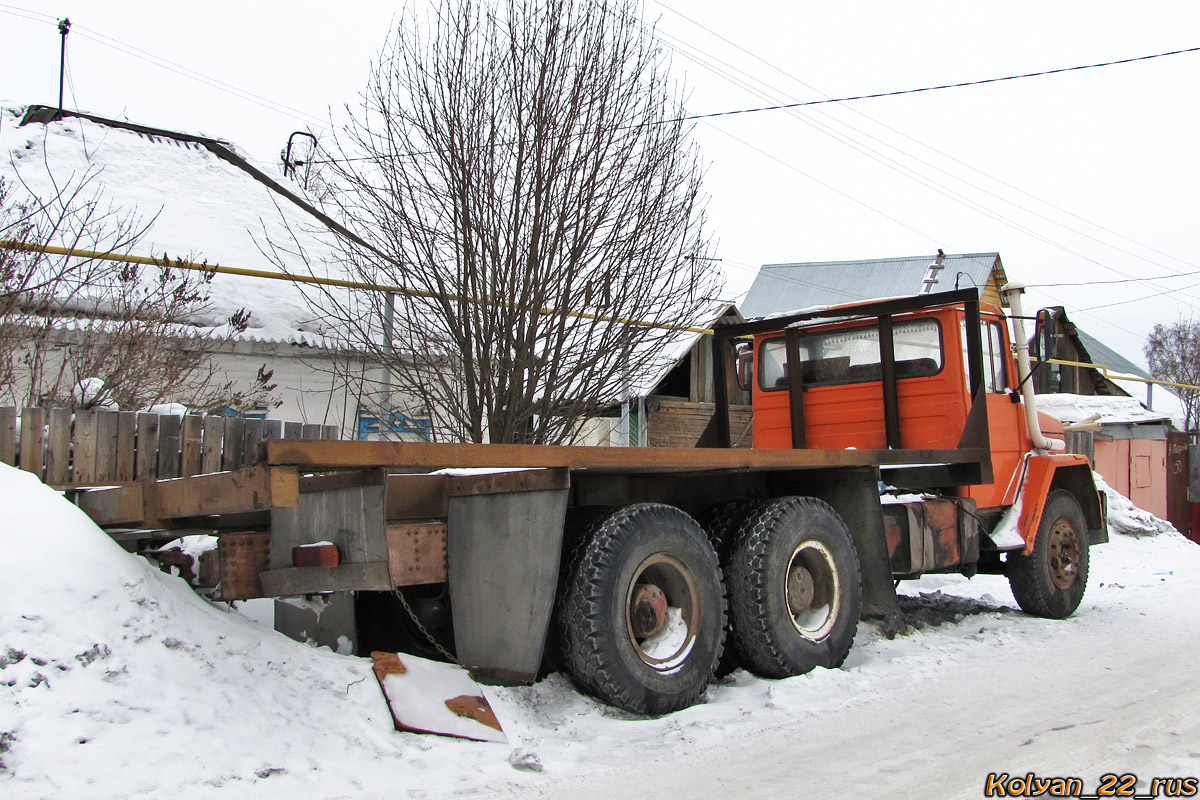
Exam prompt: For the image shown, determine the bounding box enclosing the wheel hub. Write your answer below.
[1047,519,1081,591]
[625,554,700,672]
[785,541,840,640]
[630,583,669,638]
[787,565,816,616]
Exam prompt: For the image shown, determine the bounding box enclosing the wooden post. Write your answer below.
[115,411,136,482]
[242,418,265,465]
[45,408,71,484]
[182,415,204,477]
[263,418,283,440]
[201,415,224,475]
[20,407,46,480]
[283,421,303,440]
[73,408,99,484]
[301,423,323,440]
[157,414,182,479]
[94,409,120,483]
[0,407,15,466]
[222,416,245,471]
[136,412,160,481]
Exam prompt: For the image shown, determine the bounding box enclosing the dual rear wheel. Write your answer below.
[557,498,862,714]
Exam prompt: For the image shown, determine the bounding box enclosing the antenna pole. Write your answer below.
[57,18,71,112]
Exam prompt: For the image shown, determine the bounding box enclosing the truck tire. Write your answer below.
[1007,489,1089,619]
[727,497,861,679]
[558,504,726,715]
[700,501,758,676]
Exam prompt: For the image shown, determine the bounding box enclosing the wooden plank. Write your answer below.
[283,421,303,440]
[157,414,182,479]
[72,409,99,484]
[42,408,68,484]
[218,531,271,601]
[136,413,160,481]
[94,409,120,482]
[321,424,339,440]
[75,484,144,527]
[0,407,15,466]
[222,416,244,471]
[387,522,447,585]
[181,415,204,477]
[242,418,265,466]
[201,415,224,475]
[154,465,281,519]
[446,468,569,497]
[115,411,137,482]
[268,438,993,473]
[262,418,282,440]
[259,562,391,596]
[301,423,323,440]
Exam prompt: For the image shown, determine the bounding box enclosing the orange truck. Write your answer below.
[86,284,1105,716]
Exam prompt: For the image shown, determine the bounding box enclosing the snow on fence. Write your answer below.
[0,407,339,486]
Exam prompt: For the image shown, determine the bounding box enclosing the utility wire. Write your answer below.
[673,45,1200,124]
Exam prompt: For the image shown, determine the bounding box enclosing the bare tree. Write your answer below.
[293,0,720,444]
[1145,321,1200,434]
[0,166,277,412]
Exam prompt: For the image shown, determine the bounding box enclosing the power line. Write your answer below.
[672,45,1200,124]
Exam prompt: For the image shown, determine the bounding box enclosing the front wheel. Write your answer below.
[727,497,862,679]
[558,504,726,715]
[1007,490,1089,619]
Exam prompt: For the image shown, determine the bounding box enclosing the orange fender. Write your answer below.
[1017,453,1092,554]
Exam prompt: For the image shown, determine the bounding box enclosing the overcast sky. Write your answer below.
[2,0,1198,370]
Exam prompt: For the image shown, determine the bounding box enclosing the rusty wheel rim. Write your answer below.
[786,541,840,640]
[1047,518,1081,591]
[625,554,700,673]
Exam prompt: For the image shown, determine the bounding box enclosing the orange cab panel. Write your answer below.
[753,311,971,451]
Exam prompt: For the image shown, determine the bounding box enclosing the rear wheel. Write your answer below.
[1007,490,1089,619]
[727,497,862,679]
[558,504,725,715]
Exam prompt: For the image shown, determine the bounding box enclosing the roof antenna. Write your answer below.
[920,248,945,294]
[57,18,71,114]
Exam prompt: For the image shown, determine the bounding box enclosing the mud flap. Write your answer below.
[371,651,506,743]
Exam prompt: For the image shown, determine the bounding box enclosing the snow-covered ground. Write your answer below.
[3,461,1198,799]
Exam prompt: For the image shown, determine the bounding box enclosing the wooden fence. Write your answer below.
[0,407,339,486]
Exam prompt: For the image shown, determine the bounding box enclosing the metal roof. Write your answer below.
[740,253,1002,318]
[1074,328,1150,380]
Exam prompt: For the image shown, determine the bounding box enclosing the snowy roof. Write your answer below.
[1034,393,1170,426]
[1,105,347,347]
[740,253,1002,318]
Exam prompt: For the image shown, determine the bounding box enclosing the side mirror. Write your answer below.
[735,343,753,393]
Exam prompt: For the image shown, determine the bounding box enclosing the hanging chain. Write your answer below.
[391,586,459,666]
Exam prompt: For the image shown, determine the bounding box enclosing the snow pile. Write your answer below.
[0,464,401,797]
[1035,392,1169,426]
[1094,471,1178,537]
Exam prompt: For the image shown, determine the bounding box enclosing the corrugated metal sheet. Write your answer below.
[740,253,1001,319]
[1075,328,1151,379]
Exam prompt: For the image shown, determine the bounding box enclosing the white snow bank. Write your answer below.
[0,463,402,798]
[1094,471,1178,537]
[1035,393,1169,426]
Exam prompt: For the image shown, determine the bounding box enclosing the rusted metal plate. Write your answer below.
[387,522,448,586]
[218,531,270,601]
[267,439,990,473]
[923,498,962,569]
[386,474,450,520]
